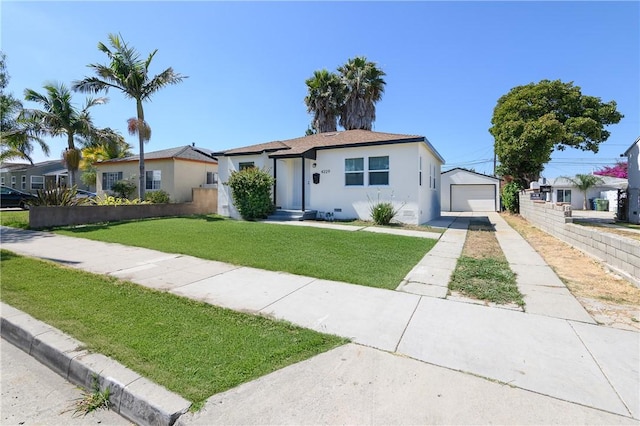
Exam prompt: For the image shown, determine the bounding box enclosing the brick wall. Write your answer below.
[519,191,639,287]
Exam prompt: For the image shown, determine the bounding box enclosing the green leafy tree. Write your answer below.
[0,52,49,163]
[561,174,604,210]
[73,33,186,199]
[226,167,275,220]
[490,79,623,188]
[304,69,344,133]
[23,83,106,186]
[337,56,386,131]
[501,181,522,214]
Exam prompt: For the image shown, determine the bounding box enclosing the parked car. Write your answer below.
[0,186,37,209]
[75,189,97,199]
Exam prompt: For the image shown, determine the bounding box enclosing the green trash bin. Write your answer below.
[595,199,609,211]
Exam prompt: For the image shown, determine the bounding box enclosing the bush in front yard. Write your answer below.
[226,167,275,220]
[111,180,137,199]
[370,202,398,225]
[502,182,522,214]
[145,190,170,204]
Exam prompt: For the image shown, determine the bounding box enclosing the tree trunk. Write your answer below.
[137,100,145,200]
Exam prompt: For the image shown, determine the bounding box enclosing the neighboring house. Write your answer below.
[95,145,218,203]
[546,175,628,211]
[214,130,445,225]
[624,137,639,224]
[0,160,72,192]
[441,168,501,212]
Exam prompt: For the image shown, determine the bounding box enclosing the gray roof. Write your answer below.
[623,136,639,156]
[99,146,217,165]
[441,167,500,181]
[215,129,446,164]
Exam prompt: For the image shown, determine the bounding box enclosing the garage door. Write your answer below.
[451,185,496,212]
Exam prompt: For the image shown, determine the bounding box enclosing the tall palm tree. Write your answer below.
[1,52,49,163]
[562,174,604,210]
[337,56,386,131]
[23,83,106,185]
[72,34,186,199]
[304,69,344,133]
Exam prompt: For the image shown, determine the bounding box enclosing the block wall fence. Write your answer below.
[519,191,639,287]
[29,188,217,229]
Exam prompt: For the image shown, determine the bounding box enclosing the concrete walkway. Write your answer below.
[1,217,639,425]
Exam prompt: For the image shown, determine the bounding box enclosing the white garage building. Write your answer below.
[441,168,501,212]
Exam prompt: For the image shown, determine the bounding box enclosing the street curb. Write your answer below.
[0,302,191,426]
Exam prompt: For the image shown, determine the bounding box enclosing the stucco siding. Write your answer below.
[217,153,271,219]
[441,169,500,212]
[627,144,639,224]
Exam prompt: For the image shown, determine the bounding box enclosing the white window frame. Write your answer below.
[557,189,571,203]
[239,162,255,171]
[30,175,44,190]
[145,170,161,190]
[345,158,364,186]
[21,175,26,190]
[0,176,4,185]
[102,172,123,191]
[11,176,16,187]
[206,172,218,185]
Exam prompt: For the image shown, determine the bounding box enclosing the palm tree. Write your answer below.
[562,174,604,210]
[0,52,49,163]
[337,56,386,131]
[304,69,344,133]
[79,128,133,188]
[72,34,186,199]
[23,83,106,185]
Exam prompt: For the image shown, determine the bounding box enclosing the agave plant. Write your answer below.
[30,186,89,207]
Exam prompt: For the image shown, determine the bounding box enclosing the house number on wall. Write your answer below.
[321,169,330,174]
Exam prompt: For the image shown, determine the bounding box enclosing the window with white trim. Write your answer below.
[368,156,389,185]
[145,170,161,190]
[557,189,571,203]
[0,176,4,185]
[102,172,123,190]
[21,175,26,190]
[239,162,255,171]
[345,158,364,186]
[419,157,423,186]
[11,176,16,188]
[206,172,218,185]
[30,175,44,190]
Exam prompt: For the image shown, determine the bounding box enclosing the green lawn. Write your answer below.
[0,210,29,229]
[0,250,346,410]
[55,215,436,289]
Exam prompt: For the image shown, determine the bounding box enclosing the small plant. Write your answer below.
[94,195,147,205]
[72,375,112,416]
[368,190,404,225]
[501,181,522,214]
[226,167,275,220]
[30,186,87,207]
[111,179,136,199]
[145,189,170,204]
[371,202,397,225]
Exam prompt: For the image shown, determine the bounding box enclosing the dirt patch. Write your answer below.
[502,213,640,330]
[463,220,504,260]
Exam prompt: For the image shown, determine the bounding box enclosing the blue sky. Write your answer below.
[2,1,638,178]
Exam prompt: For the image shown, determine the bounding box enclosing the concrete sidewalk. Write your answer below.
[1,220,639,425]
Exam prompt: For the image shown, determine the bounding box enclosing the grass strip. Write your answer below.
[0,210,29,229]
[448,219,524,307]
[450,256,523,306]
[54,215,435,290]
[0,249,346,410]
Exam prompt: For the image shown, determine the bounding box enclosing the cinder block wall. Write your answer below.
[29,188,218,229]
[519,191,639,287]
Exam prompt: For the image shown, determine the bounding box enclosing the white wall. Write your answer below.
[551,185,618,210]
[627,143,639,224]
[440,169,500,211]
[217,153,272,219]
[309,142,441,225]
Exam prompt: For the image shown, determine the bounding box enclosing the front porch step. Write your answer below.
[267,209,317,221]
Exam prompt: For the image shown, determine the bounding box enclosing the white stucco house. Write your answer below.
[440,168,501,212]
[546,175,628,212]
[624,137,639,224]
[95,145,218,202]
[214,130,445,225]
